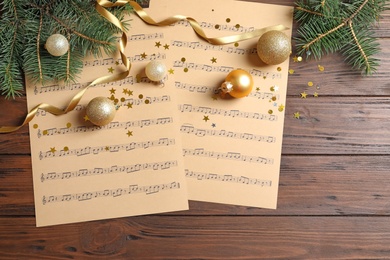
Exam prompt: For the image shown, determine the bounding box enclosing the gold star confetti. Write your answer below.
[289,69,295,74]
[308,81,314,87]
[110,88,116,94]
[203,115,210,122]
[293,56,299,62]
[212,95,218,100]
[115,61,120,65]
[318,65,325,72]
[277,67,282,72]
[168,68,174,74]
[300,91,308,98]
[163,44,170,50]
[50,147,56,153]
[108,67,114,73]
[127,130,133,137]
[66,122,72,128]
[63,146,69,152]
[294,112,301,119]
[263,76,267,79]
[123,88,128,94]
[105,146,110,151]
[314,92,319,97]
[127,103,133,109]
[256,87,260,91]
[141,52,147,59]
[83,115,89,121]
[33,124,38,129]
[278,104,285,112]
[184,68,189,72]
[211,57,217,63]
[155,41,161,48]
[128,90,133,96]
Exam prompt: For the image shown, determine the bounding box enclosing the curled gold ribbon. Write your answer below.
[0,0,288,133]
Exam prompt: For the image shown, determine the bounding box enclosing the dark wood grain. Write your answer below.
[1,0,390,259]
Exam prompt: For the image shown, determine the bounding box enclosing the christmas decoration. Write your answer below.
[219,69,254,98]
[85,97,117,126]
[257,30,291,65]
[45,34,69,57]
[145,60,167,83]
[0,0,133,98]
[294,0,389,75]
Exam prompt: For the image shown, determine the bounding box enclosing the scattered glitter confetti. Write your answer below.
[163,44,170,50]
[289,69,295,74]
[50,147,56,153]
[127,103,133,109]
[140,52,147,59]
[308,81,314,87]
[136,74,141,83]
[234,42,239,47]
[110,88,116,94]
[318,65,325,71]
[314,92,319,97]
[114,98,119,104]
[203,115,210,122]
[271,96,277,101]
[120,97,126,102]
[145,99,150,104]
[277,67,282,72]
[215,24,220,29]
[66,122,72,128]
[300,91,308,98]
[123,88,128,94]
[278,104,285,112]
[212,95,218,100]
[235,24,240,29]
[256,87,260,91]
[33,124,38,129]
[109,95,115,101]
[274,86,279,91]
[108,67,114,73]
[105,146,110,151]
[297,56,303,62]
[127,130,133,137]
[263,76,267,79]
[226,18,231,23]
[63,146,69,152]
[115,61,120,65]
[316,85,320,90]
[268,109,273,114]
[128,90,133,96]
[168,68,174,74]
[294,112,301,119]
[43,130,48,135]
[138,94,143,99]
[270,86,275,92]
[184,68,189,72]
[155,41,161,48]
[181,57,186,62]
[211,123,216,127]
[83,115,89,121]
[292,56,299,62]
[211,57,217,63]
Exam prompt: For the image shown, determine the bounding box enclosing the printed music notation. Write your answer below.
[172,61,282,79]
[174,20,255,33]
[41,181,182,205]
[128,32,164,41]
[171,40,257,55]
[174,81,278,100]
[185,169,272,187]
[182,148,274,165]
[41,160,178,182]
[180,124,276,143]
[39,138,176,160]
[38,117,174,138]
[35,95,172,117]
[178,104,278,121]
[83,53,166,68]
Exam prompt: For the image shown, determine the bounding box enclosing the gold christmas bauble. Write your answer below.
[45,34,69,56]
[257,30,291,65]
[220,69,253,98]
[86,97,117,126]
[145,60,167,82]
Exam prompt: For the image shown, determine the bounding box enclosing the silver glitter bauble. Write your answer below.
[45,34,69,56]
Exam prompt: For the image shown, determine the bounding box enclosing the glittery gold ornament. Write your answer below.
[86,97,117,126]
[45,34,69,56]
[257,31,291,65]
[145,60,167,82]
[219,69,253,98]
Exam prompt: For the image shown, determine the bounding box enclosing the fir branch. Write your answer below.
[37,11,43,81]
[348,21,370,74]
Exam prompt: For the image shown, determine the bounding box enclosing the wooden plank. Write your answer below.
[0,216,389,259]
[1,155,390,216]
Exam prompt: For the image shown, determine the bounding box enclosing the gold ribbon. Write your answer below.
[0,0,287,133]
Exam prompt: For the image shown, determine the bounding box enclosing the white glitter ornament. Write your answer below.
[45,34,69,56]
[145,60,167,82]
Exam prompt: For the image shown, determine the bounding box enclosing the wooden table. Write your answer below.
[1,1,390,259]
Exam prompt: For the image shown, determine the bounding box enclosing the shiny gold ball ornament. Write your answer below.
[219,69,254,98]
[86,97,117,126]
[256,30,291,65]
[45,34,69,56]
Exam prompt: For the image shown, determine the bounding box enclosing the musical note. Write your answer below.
[182,148,274,165]
[40,160,178,182]
[180,124,276,143]
[185,169,272,187]
[171,40,256,55]
[178,104,278,122]
[128,32,164,41]
[40,138,176,160]
[41,181,181,205]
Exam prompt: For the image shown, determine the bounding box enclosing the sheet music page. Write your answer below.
[163,0,293,208]
[26,2,188,227]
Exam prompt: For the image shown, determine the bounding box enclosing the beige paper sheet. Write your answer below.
[160,0,293,208]
[26,2,189,227]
